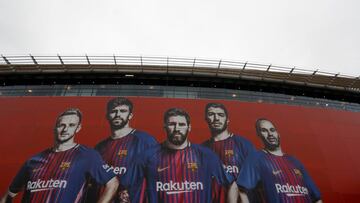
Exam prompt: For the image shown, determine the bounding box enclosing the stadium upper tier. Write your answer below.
[0,55,359,105]
[1,55,359,92]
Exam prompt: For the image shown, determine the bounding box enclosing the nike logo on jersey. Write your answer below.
[272,169,282,175]
[32,167,43,173]
[157,166,170,172]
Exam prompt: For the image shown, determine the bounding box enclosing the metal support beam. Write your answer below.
[30,54,38,65]
[86,55,91,65]
[140,56,144,73]
[30,54,41,72]
[167,57,170,67]
[306,69,318,83]
[242,62,247,70]
[58,54,64,65]
[290,67,295,74]
[85,55,93,71]
[284,67,296,82]
[327,73,339,86]
[266,64,272,72]
[1,55,11,65]
[57,54,67,72]
[113,55,117,65]
[262,64,272,80]
[239,62,247,78]
[191,58,196,75]
[1,55,14,72]
[216,59,222,76]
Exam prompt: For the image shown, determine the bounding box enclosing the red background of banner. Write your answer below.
[0,97,359,202]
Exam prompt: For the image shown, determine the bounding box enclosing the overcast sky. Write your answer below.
[1,0,359,76]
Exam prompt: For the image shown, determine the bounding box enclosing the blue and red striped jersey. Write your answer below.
[121,142,234,203]
[202,134,256,202]
[202,134,256,178]
[95,129,157,177]
[236,150,321,203]
[92,129,157,202]
[9,144,116,203]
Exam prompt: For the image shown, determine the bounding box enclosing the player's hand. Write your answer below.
[0,195,12,203]
[0,196,5,203]
[1,191,16,203]
[118,190,130,203]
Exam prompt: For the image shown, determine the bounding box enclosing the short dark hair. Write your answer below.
[107,97,133,113]
[255,118,276,135]
[57,108,82,124]
[164,108,190,125]
[205,103,228,117]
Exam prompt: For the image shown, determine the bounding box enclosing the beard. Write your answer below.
[208,120,228,135]
[167,130,189,146]
[110,116,130,130]
[261,136,280,151]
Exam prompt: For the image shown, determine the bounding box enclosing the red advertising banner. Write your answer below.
[0,97,359,202]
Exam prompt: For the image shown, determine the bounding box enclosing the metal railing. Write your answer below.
[0,84,359,112]
[1,55,360,92]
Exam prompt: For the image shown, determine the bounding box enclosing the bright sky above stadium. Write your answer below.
[1,0,359,76]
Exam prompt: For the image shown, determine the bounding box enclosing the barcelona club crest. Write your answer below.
[59,161,71,170]
[187,162,198,172]
[118,150,128,157]
[225,150,234,157]
[293,168,303,177]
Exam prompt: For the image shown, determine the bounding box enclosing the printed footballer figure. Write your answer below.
[202,103,256,203]
[87,97,158,202]
[120,108,235,203]
[237,118,322,203]
[0,108,119,203]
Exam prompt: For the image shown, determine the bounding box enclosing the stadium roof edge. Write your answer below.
[0,55,359,93]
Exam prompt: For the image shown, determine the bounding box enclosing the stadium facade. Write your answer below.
[0,55,359,202]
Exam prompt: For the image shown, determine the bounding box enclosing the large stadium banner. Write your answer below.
[0,97,359,202]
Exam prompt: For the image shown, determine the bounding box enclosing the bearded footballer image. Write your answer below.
[120,108,235,203]
[87,97,157,202]
[0,108,119,203]
[237,118,322,203]
[202,103,256,203]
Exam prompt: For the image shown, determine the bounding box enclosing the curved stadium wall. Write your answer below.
[0,55,359,202]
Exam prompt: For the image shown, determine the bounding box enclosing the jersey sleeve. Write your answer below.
[235,136,256,158]
[136,131,158,151]
[242,138,256,157]
[9,161,30,193]
[144,133,158,147]
[207,149,234,186]
[87,150,117,185]
[236,152,261,191]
